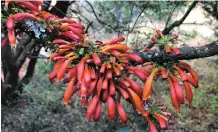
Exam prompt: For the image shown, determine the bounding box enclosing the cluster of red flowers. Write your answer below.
[2,1,200,132]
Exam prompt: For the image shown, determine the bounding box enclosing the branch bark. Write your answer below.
[134,40,218,63]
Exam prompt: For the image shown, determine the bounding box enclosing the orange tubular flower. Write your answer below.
[127,67,149,82]
[91,52,102,66]
[77,56,89,84]
[49,59,65,81]
[116,86,129,99]
[93,101,102,121]
[120,54,143,63]
[88,76,99,95]
[84,65,91,86]
[86,95,99,121]
[63,77,76,105]
[56,59,72,83]
[101,44,130,53]
[112,65,121,76]
[89,67,96,80]
[8,30,16,46]
[116,101,128,124]
[124,77,143,96]
[107,96,116,120]
[13,13,39,22]
[147,118,158,132]
[169,74,184,103]
[183,81,193,105]
[167,78,180,112]
[127,88,148,116]
[172,65,188,81]
[143,68,159,102]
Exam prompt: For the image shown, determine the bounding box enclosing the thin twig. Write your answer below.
[130,1,149,33]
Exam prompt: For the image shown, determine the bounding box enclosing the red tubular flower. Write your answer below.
[187,75,198,88]
[107,69,112,79]
[173,34,179,39]
[6,16,14,31]
[171,48,181,55]
[147,118,158,132]
[151,37,157,42]
[89,67,96,80]
[102,76,109,89]
[118,80,130,88]
[88,76,99,95]
[63,77,76,105]
[80,79,88,98]
[93,101,102,121]
[15,1,40,12]
[154,112,167,130]
[169,74,184,103]
[77,56,89,84]
[58,19,77,24]
[179,63,199,83]
[91,52,102,66]
[99,63,106,73]
[124,77,143,96]
[13,13,39,22]
[96,76,103,96]
[160,67,168,79]
[86,95,99,121]
[183,81,193,105]
[109,79,116,96]
[165,47,171,54]
[156,30,163,36]
[172,65,188,81]
[167,78,180,112]
[67,66,77,79]
[116,101,128,124]
[104,36,125,45]
[127,67,149,82]
[1,36,9,48]
[120,54,143,63]
[107,96,116,120]
[143,68,159,102]
[60,31,80,41]
[53,39,71,45]
[101,89,108,103]
[68,23,85,29]
[116,86,129,99]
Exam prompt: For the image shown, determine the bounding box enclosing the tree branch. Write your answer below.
[130,2,149,32]
[162,1,198,35]
[134,40,218,63]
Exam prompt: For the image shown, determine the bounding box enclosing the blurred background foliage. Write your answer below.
[1,1,218,132]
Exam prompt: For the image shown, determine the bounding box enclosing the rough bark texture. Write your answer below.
[135,41,218,63]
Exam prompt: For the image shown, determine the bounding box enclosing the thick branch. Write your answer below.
[162,1,198,35]
[135,40,218,63]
